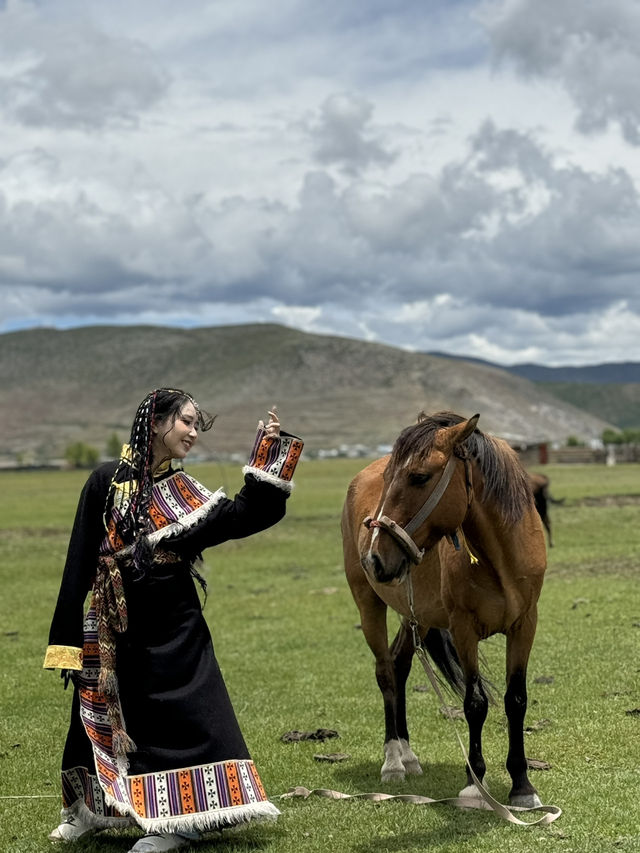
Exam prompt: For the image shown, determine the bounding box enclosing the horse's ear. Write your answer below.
[445,413,479,450]
[463,413,480,439]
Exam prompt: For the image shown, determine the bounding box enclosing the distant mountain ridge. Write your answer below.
[0,324,616,461]
[428,352,640,384]
[504,362,640,384]
[429,352,640,429]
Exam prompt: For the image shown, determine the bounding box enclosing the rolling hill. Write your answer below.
[429,352,640,429]
[0,324,615,462]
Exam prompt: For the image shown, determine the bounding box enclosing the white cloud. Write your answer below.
[271,304,323,330]
[481,0,640,144]
[311,93,395,173]
[0,0,639,367]
[0,0,168,129]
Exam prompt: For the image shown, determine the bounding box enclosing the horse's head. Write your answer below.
[361,412,479,585]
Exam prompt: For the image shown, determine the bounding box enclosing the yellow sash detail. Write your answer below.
[43,644,83,670]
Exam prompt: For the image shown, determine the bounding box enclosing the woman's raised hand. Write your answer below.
[258,405,280,437]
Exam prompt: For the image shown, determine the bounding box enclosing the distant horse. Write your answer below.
[342,412,547,808]
[527,472,564,547]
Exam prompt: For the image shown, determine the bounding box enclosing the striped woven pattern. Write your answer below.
[103,472,222,553]
[248,430,303,482]
[61,766,127,820]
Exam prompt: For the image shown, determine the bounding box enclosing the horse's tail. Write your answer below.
[420,628,466,701]
[421,628,497,705]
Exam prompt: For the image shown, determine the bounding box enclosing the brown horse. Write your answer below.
[342,412,547,808]
[528,472,564,547]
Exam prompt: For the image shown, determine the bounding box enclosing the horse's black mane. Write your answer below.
[390,411,532,524]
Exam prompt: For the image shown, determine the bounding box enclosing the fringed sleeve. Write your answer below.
[163,429,303,554]
[242,429,304,493]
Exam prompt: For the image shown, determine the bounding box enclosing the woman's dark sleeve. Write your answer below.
[168,429,303,555]
[43,465,111,670]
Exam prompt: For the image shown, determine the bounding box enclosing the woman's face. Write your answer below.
[151,401,199,464]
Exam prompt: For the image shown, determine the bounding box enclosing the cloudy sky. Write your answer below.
[1,0,640,366]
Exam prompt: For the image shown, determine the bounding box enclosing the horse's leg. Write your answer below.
[390,621,422,776]
[505,609,543,808]
[353,583,408,782]
[449,621,488,798]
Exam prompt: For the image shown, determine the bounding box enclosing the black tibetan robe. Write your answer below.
[43,429,303,835]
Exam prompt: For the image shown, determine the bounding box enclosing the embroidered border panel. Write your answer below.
[61,766,128,820]
[102,472,223,553]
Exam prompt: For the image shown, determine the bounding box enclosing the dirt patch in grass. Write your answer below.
[549,556,639,578]
[575,494,640,507]
[0,526,68,539]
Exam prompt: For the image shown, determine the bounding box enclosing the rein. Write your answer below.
[363,453,461,564]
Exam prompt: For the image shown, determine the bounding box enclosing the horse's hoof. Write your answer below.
[458,783,488,799]
[459,784,478,799]
[398,739,422,775]
[381,768,406,783]
[509,792,543,809]
[457,784,491,810]
[382,739,410,782]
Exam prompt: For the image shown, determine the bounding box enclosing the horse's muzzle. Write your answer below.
[361,552,409,586]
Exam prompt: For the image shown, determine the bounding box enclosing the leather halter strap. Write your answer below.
[405,453,459,536]
[365,515,426,564]
[364,453,461,564]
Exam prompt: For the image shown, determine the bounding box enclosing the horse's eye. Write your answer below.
[409,473,431,487]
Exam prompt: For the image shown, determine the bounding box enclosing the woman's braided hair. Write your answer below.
[105,388,215,578]
[94,389,214,758]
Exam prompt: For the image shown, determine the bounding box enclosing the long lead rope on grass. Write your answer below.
[0,795,59,799]
[276,785,562,825]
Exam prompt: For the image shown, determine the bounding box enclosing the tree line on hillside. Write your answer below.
[601,427,640,445]
[58,428,640,468]
[64,433,121,468]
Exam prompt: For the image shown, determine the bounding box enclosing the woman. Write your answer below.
[44,389,303,852]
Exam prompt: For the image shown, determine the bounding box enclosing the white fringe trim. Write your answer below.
[64,798,135,830]
[102,791,280,834]
[146,488,227,545]
[243,466,293,493]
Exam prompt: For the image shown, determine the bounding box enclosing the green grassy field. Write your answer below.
[1,460,639,853]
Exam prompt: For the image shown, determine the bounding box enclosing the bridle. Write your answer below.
[363,452,472,564]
